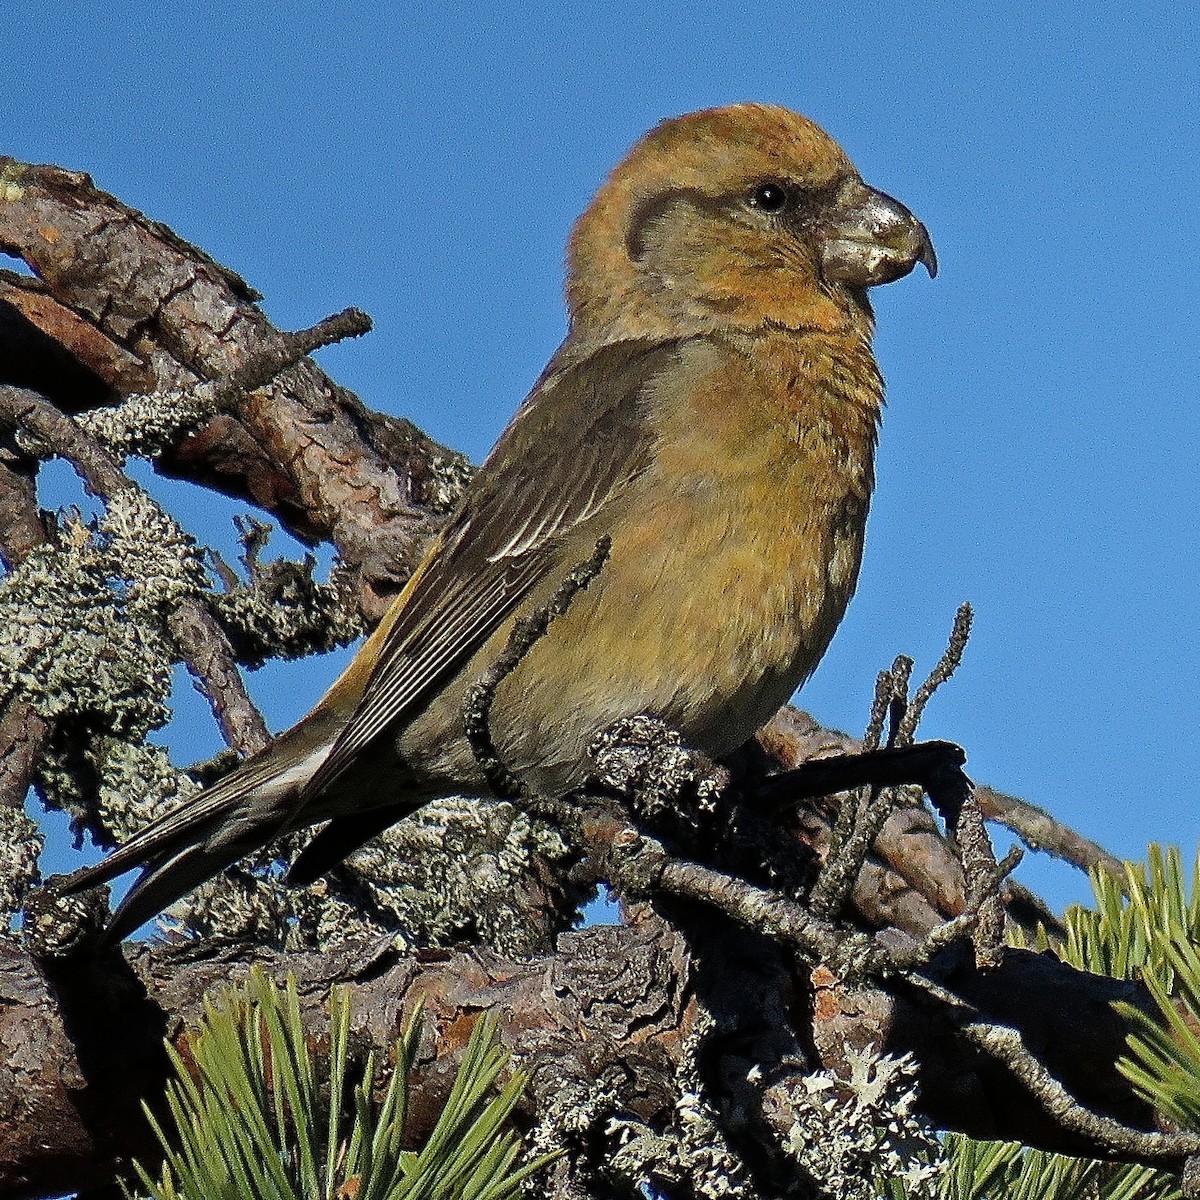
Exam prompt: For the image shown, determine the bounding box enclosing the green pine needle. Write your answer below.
[125,968,557,1200]
[898,845,1199,1200]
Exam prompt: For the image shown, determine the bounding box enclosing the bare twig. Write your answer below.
[210,307,373,406]
[897,603,973,745]
[0,700,51,812]
[895,845,1024,969]
[805,666,899,917]
[0,440,54,817]
[863,664,895,753]
[206,548,240,592]
[1,385,135,498]
[591,817,891,980]
[975,783,1126,882]
[904,970,1200,1161]
[219,307,369,391]
[953,785,1009,967]
[884,654,914,747]
[235,515,274,578]
[803,610,979,927]
[808,654,944,919]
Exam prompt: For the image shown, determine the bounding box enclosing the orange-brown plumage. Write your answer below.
[66,103,936,941]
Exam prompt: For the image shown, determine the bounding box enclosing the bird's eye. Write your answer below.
[748,182,789,213]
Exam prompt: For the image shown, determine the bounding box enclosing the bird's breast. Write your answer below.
[484,335,878,785]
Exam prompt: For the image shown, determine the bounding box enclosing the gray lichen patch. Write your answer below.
[0,806,41,922]
[77,383,231,459]
[345,797,576,955]
[0,510,175,740]
[210,557,364,668]
[770,1047,943,1200]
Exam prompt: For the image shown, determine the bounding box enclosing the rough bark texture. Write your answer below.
[0,159,468,620]
[0,916,1165,1200]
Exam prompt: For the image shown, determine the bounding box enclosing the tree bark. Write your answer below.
[0,915,1164,1200]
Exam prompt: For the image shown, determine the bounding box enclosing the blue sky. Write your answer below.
[3,2,1197,913]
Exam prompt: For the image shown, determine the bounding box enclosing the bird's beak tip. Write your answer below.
[919,232,938,279]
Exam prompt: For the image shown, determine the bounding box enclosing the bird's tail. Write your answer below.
[61,724,331,945]
[97,831,273,947]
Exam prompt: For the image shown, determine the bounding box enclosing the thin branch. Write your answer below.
[0,700,51,811]
[208,306,373,407]
[974,783,1126,882]
[809,656,920,919]
[904,970,1200,1161]
[0,440,54,816]
[810,669,890,913]
[863,662,894,752]
[593,819,892,980]
[168,604,270,756]
[235,514,274,577]
[953,784,1008,967]
[895,845,1024,969]
[897,602,973,745]
[1,385,133,498]
[884,654,914,747]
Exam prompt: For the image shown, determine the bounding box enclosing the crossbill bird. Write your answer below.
[67,103,936,941]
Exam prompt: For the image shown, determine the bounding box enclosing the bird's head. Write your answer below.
[566,104,936,341]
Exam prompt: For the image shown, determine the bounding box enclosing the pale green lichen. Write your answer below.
[0,512,174,739]
[603,1005,753,1199]
[0,494,195,857]
[347,796,575,955]
[775,1046,943,1200]
[146,794,577,953]
[1,459,565,951]
[421,447,473,513]
[0,806,41,921]
[523,1004,757,1199]
[77,382,231,458]
[0,161,26,203]
[210,558,364,668]
[0,490,203,749]
[606,1117,753,1200]
[91,739,198,842]
[154,830,397,950]
[103,490,209,609]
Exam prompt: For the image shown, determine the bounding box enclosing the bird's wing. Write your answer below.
[299,337,681,802]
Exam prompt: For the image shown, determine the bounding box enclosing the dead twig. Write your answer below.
[805,612,973,922]
[897,603,973,746]
[904,970,1200,1161]
[461,537,611,799]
